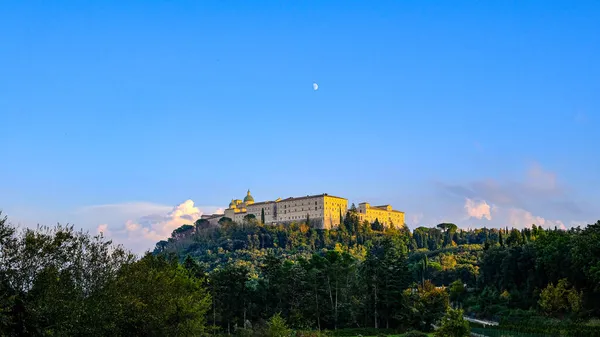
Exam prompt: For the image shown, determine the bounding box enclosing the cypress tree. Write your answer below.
[261,208,265,224]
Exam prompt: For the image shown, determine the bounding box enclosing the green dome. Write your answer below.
[228,200,236,208]
[243,190,254,203]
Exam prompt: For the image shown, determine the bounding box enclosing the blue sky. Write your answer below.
[1,1,598,253]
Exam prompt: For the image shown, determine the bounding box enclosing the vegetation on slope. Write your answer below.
[2,205,600,336]
[157,207,600,334]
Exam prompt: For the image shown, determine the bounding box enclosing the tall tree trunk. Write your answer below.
[335,279,338,330]
[213,285,216,337]
[374,282,378,329]
[315,276,321,331]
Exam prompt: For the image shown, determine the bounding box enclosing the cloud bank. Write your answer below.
[409,161,595,230]
[84,200,223,254]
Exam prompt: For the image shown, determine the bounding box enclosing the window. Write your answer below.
[315,207,317,210]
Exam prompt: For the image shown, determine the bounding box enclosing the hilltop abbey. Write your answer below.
[202,190,405,230]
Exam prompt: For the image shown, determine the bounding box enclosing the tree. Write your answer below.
[184,255,207,282]
[261,208,266,224]
[0,218,136,336]
[110,253,211,336]
[435,307,469,337]
[195,218,211,231]
[243,214,256,222]
[400,280,449,332]
[172,224,195,238]
[371,218,384,232]
[437,223,458,233]
[539,278,582,317]
[362,235,410,329]
[210,263,253,333]
[449,279,466,304]
[265,313,291,337]
[218,217,233,226]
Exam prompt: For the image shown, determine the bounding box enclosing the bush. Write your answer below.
[266,313,291,337]
[403,331,428,337]
[435,308,470,337]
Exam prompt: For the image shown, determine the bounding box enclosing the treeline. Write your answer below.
[155,208,513,269]
[205,235,446,332]
[471,223,600,319]
[0,213,211,336]
[158,210,600,333]
[3,205,600,336]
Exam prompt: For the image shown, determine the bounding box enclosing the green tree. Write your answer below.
[371,218,384,231]
[449,279,466,304]
[362,235,410,328]
[110,253,211,336]
[434,307,469,337]
[210,263,253,333]
[183,254,207,282]
[266,312,291,337]
[261,208,266,224]
[400,280,449,332]
[0,218,135,336]
[539,278,582,317]
[195,218,211,231]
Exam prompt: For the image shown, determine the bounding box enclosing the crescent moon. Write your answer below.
[313,82,319,91]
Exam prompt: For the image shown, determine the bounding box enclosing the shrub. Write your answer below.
[403,331,428,337]
[266,313,291,337]
[435,308,470,337]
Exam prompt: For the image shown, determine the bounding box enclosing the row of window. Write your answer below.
[282,200,320,209]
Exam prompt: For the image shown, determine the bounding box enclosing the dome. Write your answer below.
[228,200,236,208]
[243,189,254,203]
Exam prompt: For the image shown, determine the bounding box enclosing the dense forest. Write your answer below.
[1,207,600,336]
[156,206,600,336]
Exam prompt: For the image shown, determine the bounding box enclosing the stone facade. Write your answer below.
[357,202,405,228]
[211,190,404,230]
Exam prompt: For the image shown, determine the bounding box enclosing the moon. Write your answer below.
[312,82,319,91]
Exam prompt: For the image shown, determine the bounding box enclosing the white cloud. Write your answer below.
[97,223,109,235]
[464,198,492,220]
[77,200,223,254]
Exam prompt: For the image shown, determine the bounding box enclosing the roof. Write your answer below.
[358,202,405,214]
[278,193,347,202]
[246,200,275,207]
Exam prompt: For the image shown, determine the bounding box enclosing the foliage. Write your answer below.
[403,330,429,337]
[434,308,469,337]
[538,278,582,317]
[448,280,466,303]
[399,281,449,331]
[4,206,600,335]
[0,213,210,336]
[266,313,291,337]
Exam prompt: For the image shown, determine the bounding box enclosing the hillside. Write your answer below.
[155,209,600,334]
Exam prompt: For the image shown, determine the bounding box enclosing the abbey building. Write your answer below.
[202,190,405,230]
